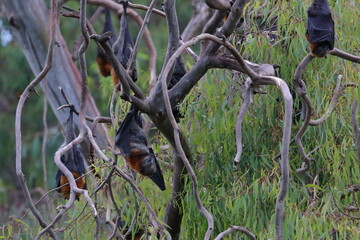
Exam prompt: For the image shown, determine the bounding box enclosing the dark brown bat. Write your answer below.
[97,8,116,77]
[115,106,165,190]
[111,0,137,86]
[55,108,86,200]
[306,0,335,57]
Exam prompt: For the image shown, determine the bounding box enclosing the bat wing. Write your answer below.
[115,108,138,156]
[102,8,116,46]
[307,0,334,49]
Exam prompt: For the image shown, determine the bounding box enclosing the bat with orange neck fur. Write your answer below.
[115,106,165,190]
[55,107,87,200]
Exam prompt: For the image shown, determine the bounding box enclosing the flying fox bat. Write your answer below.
[111,0,138,86]
[306,0,335,57]
[97,8,116,77]
[115,107,165,190]
[55,108,86,200]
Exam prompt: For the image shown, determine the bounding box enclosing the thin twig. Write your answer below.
[233,78,253,168]
[58,86,112,123]
[309,75,357,126]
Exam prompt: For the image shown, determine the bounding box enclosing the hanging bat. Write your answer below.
[111,0,138,86]
[167,57,187,123]
[115,107,165,190]
[306,0,335,58]
[55,108,86,200]
[97,8,116,77]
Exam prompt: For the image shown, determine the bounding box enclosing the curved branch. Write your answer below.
[160,42,214,240]
[214,225,256,240]
[233,78,253,167]
[258,76,293,240]
[309,75,357,126]
[58,87,112,123]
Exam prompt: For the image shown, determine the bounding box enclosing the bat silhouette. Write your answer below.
[111,0,137,86]
[97,8,116,77]
[306,0,335,57]
[115,106,165,190]
[55,108,86,200]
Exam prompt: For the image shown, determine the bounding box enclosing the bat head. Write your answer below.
[144,148,166,191]
[140,153,157,176]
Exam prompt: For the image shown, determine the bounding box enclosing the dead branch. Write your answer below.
[294,48,360,176]
[257,76,293,240]
[205,0,232,11]
[309,75,357,126]
[214,225,256,240]
[330,48,360,63]
[58,86,112,123]
[233,78,253,167]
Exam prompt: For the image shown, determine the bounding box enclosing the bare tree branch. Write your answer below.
[182,0,212,41]
[330,48,360,63]
[205,0,232,11]
[233,78,253,167]
[214,225,256,240]
[309,75,357,126]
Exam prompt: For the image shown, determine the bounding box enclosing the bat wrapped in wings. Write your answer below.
[306,0,335,57]
[115,107,165,190]
[55,108,86,200]
[97,8,116,77]
[111,0,137,85]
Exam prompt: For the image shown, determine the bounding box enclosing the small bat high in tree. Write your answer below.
[97,8,116,77]
[111,0,137,86]
[306,0,335,57]
[55,108,86,200]
[115,106,165,190]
